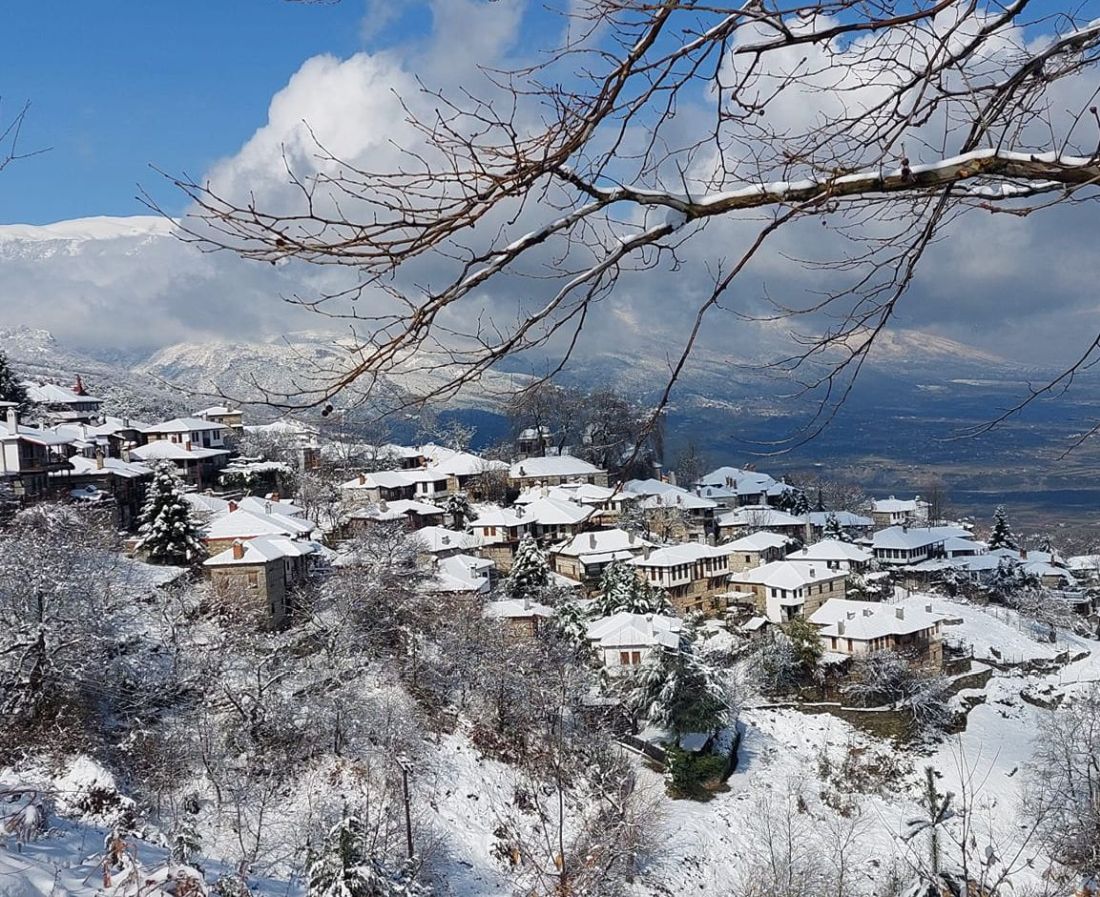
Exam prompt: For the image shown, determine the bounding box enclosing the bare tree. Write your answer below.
[166,1,1100,443]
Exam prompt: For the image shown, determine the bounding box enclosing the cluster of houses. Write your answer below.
[4,374,1094,674]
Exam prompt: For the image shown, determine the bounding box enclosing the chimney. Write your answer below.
[896,607,905,620]
[358,473,366,485]
[847,611,856,620]
[73,375,86,396]
[231,540,245,560]
[185,440,192,452]
[809,567,816,578]
[628,532,636,546]
[863,608,873,617]
[264,501,273,515]
[838,620,846,636]
[379,499,389,513]
[121,446,131,463]
[228,500,238,513]
[6,407,17,432]
[925,603,933,613]
[643,545,652,560]
[94,449,105,470]
[589,533,597,550]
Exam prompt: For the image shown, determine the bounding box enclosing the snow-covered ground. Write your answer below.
[2,593,1095,896]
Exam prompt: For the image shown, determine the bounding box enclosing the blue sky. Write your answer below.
[0,1,408,224]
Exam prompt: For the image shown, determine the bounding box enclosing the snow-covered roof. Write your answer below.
[429,451,508,477]
[130,441,229,461]
[513,496,593,526]
[486,598,554,619]
[0,420,74,446]
[553,527,652,558]
[810,598,946,639]
[413,526,482,554]
[871,525,970,551]
[509,455,604,479]
[621,477,676,496]
[724,531,792,552]
[193,405,240,416]
[871,496,926,513]
[51,455,152,479]
[341,470,414,490]
[236,495,306,518]
[204,507,315,541]
[350,499,445,521]
[143,417,229,434]
[185,493,233,515]
[515,482,634,506]
[470,505,530,529]
[787,539,873,564]
[426,554,493,594]
[696,466,780,495]
[204,536,320,567]
[586,612,682,650]
[23,381,104,405]
[1022,561,1076,582]
[640,488,717,511]
[730,560,846,592]
[806,510,873,528]
[717,505,804,528]
[630,542,731,568]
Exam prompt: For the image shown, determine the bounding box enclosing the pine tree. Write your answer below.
[505,533,550,602]
[625,637,729,735]
[169,819,202,865]
[308,815,431,897]
[790,490,811,516]
[988,505,1018,551]
[445,492,475,530]
[137,462,206,566]
[0,351,28,412]
[593,560,672,616]
[822,512,849,542]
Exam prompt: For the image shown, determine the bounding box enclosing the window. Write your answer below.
[619,651,631,665]
[745,555,752,563]
[631,651,641,664]
[246,571,259,589]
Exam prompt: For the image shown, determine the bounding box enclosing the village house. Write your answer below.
[870,496,930,529]
[193,405,244,433]
[22,378,104,424]
[723,531,792,572]
[806,510,875,540]
[715,505,807,542]
[515,495,594,544]
[203,504,317,554]
[550,527,654,586]
[143,417,229,450]
[412,525,483,560]
[629,542,738,616]
[0,404,74,502]
[508,455,609,488]
[786,538,873,572]
[809,598,946,667]
[203,536,319,628]
[728,560,848,623]
[49,453,153,530]
[695,465,791,508]
[423,553,494,597]
[348,499,445,531]
[427,451,509,498]
[469,505,533,571]
[517,481,638,525]
[129,439,230,488]
[585,612,682,671]
[485,597,555,638]
[516,426,553,458]
[871,525,972,566]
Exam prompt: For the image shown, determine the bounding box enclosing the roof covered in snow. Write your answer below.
[810,598,946,639]
[586,612,682,649]
[509,455,604,479]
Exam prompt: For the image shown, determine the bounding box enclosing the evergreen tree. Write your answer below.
[625,636,729,735]
[988,505,1018,551]
[822,512,849,542]
[137,462,206,566]
[445,492,475,530]
[505,533,550,602]
[790,490,811,516]
[0,351,28,412]
[592,560,672,616]
[308,815,430,897]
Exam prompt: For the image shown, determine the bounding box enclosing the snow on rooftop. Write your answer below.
[724,531,792,552]
[143,417,229,434]
[509,455,603,478]
[554,527,652,557]
[810,598,945,639]
[204,536,320,566]
[731,559,845,590]
[787,539,872,563]
[586,612,682,649]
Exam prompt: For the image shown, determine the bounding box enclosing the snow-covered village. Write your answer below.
[5,2,1100,896]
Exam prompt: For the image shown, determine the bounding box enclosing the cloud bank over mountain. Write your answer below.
[1,0,1097,377]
